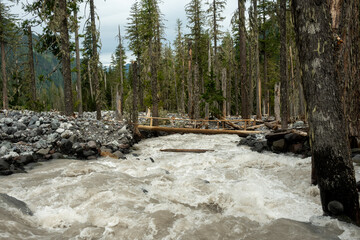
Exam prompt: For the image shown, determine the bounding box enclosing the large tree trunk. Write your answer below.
[59,0,73,116]
[331,0,360,147]
[90,0,101,120]
[239,0,249,119]
[248,40,254,116]
[292,0,360,225]
[279,0,288,129]
[150,40,159,126]
[27,26,36,109]
[193,63,200,119]
[74,7,83,116]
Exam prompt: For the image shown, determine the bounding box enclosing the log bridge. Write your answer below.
[137,117,263,137]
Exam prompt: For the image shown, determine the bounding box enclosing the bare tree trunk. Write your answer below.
[180,57,185,114]
[27,26,36,109]
[248,41,253,116]
[187,41,193,118]
[222,68,227,118]
[194,63,200,119]
[59,0,73,116]
[292,0,360,225]
[239,0,248,119]
[117,26,124,120]
[262,0,269,117]
[253,0,261,120]
[88,62,93,99]
[74,8,83,116]
[90,0,101,120]
[279,0,288,129]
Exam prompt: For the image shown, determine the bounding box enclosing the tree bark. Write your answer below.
[1,39,7,110]
[279,0,288,129]
[74,7,83,116]
[187,41,193,118]
[331,0,360,147]
[274,82,280,121]
[221,68,226,118]
[292,0,360,225]
[117,26,124,120]
[59,0,73,116]
[90,0,101,120]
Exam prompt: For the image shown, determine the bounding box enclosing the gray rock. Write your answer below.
[51,119,60,130]
[328,201,344,215]
[83,150,96,157]
[60,139,73,154]
[14,122,26,131]
[37,148,50,156]
[293,121,305,129]
[0,193,33,216]
[47,133,59,143]
[112,151,124,159]
[18,154,34,165]
[3,118,13,125]
[51,153,64,159]
[352,155,360,164]
[34,140,47,149]
[87,141,97,149]
[0,159,10,171]
[272,139,286,152]
[0,146,8,156]
[56,128,65,134]
[3,152,19,159]
[29,115,39,126]
[61,130,73,139]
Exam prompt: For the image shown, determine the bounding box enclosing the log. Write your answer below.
[137,125,263,137]
[264,121,280,130]
[160,149,214,153]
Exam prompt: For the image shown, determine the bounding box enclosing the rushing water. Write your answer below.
[1,134,360,240]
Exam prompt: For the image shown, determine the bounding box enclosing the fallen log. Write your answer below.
[137,125,263,137]
[264,121,280,130]
[160,149,214,153]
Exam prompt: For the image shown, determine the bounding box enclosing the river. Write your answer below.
[0,134,360,239]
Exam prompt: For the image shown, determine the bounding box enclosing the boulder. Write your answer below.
[36,148,50,156]
[3,118,13,125]
[51,119,60,130]
[87,141,97,149]
[51,153,64,160]
[0,193,33,216]
[272,139,286,152]
[289,143,303,154]
[18,155,34,165]
[13,122,26,131]
[112,151,124,159]
[83,150,96,157]
[61,130,73,139]
[0,159,10,171]
[60,139,73,154]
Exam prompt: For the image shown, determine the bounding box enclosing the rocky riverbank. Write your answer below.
[0,110,136,176]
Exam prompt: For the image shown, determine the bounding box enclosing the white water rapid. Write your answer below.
[1,134,360,239]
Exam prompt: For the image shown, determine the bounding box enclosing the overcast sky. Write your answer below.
[11,0,242,66]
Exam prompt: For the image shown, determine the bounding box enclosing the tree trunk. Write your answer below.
[27,26,36,109]
[59,0,73,116]
[131,61,138,125]
[279,0,288,129]
[221,68,227,118]
[74,8,83,116]
[194,63,200,119]
[248,40,253,116]
[331,0,360,147]
[150,40,159,126]
[262,0,269,117]
[1,39,7,110]
[180,56,186,114]
[253,0,261,120]
[187,41,193,118]
[292,0,360,225]
[274,82,280,121]
[117,26,124,120]
[90,0,101,120]
[239,0,249,119]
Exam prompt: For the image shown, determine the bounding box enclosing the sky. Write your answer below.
[10,0,241,66]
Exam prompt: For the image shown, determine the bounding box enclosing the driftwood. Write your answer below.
[218,117,242,130]
[265,129,308,142]
[160,149,214,153]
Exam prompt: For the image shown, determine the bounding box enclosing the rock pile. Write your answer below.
[0,110,135,176]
